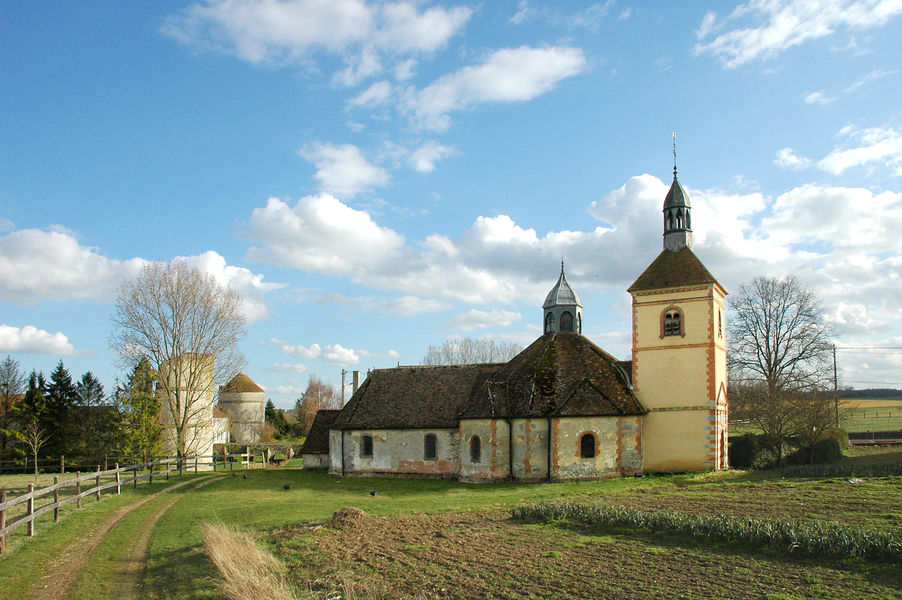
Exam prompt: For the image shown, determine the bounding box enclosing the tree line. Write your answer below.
[0,355,164,474]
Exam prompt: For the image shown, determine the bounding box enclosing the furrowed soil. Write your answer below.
[273,477,902,600]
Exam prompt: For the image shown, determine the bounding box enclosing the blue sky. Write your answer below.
[2,1,901,407]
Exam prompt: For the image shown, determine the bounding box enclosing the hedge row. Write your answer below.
[511,501,902,560]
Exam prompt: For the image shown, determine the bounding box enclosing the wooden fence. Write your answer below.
[0,452,255,553]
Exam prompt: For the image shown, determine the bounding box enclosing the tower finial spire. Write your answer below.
[672,131,677,179]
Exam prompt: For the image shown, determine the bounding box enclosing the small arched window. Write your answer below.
[580,433,596,459]
[544,312,554,334]
[676,209,684,229]
[360,435,373,457]
[560,311,574,333]
[424,433,437,460]
[662,308,683,337]
[577,313,582,334]
[666,211,674,231]
[470,435,481,464]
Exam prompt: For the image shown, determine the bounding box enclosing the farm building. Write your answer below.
[310,166,728,481]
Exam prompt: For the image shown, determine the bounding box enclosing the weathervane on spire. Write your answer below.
[672,132,678,178]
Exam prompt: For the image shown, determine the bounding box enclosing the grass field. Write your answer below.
[840,397,902,432]
[1,447,900,599]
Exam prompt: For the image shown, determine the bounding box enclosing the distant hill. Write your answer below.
[839,388,902,398]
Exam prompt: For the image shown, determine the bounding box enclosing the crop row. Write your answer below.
[511,501,902,560]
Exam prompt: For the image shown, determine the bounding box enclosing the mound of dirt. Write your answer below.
[329,507,369,529]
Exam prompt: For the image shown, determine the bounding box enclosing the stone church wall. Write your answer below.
[552,416,643,480]
[459,419,510,482]
[329,428,460,478]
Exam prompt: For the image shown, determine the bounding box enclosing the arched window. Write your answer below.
[424,433,437,460]
[577,313,582,334]
[560,311,574,332]
[544,312,554,334]
[666,211,674,231]
[676,209,684,229]
[685,211,691,229]
[662,307,683,337]
[580,433,596,458]
[361,434,373,457]
[470,435,481,464]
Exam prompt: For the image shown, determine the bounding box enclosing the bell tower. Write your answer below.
[628,152,728,472]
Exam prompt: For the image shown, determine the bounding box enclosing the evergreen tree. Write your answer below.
[44,361,79,457]
[70,371,119,461]
[115,359,163,463]
[0,355,25,472]
[264,399,290,439]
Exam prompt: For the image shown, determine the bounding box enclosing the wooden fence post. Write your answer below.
[134,464,138,489]
[53,476,59,523]
[194,456,198,474]
[60,455,65,474]
[116,464,121,495]
[76,472,81,509]
[104,455,108,472]
[165,458,170,481]
[27,483,34,537]
[1,490,7,554]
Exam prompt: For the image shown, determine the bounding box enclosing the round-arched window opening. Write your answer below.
[361,434,373,457]
[580,433,595,459]
[470,435,481,464]
[544,311,554,334]
[560,311,574,333]
[424,433,437,460]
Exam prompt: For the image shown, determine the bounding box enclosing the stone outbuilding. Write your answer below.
[300,409,341,469]
[217,373,266,444]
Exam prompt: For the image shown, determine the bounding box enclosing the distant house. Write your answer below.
[309,165,728,482]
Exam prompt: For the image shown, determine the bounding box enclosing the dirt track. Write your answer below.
[26,476,216,600]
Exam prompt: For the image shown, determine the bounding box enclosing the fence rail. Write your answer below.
[0,452,255,553]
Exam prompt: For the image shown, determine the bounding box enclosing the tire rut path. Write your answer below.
[26,475,217,600]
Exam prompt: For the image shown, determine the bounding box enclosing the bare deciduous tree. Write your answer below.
[728,275,834,392]
[111,261,246,457]
[728,275,837,465]
[11,423,51,479]
[422,338,523,365]
[296,375,336,437]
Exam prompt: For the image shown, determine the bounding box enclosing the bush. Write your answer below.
[729,434,776,469]
[788,437,843,465]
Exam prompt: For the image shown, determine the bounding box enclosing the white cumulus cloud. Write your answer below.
[163,0,471,84]
[409,141,457,172]
[0,324,78,355]
[774,147,812,170]
[300,142,390,198]
[0,226,280,322]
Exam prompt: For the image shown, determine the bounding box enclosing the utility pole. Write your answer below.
[833,344,839,427]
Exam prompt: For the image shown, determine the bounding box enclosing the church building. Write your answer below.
[305,166,728,481]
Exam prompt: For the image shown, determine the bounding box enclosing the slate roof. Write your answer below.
[663,173,690,209]
[628,246,719,292]
[543,264,582,308]
[301,409,341,454]
[221,372,265,393]
[460,334,644,419]
[331,364,503,430]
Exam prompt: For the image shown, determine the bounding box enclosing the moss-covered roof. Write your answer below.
[628,246,719,292]
[220,373,265,393]
[460,334,643,419]
[300,409,342,454]
[331,364,503,430]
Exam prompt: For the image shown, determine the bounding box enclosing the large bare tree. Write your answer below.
[111,261,246,457]
[422,338,523,365]
[296,375,337,437]
[728,275,834,392]
[728,275,836,464]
